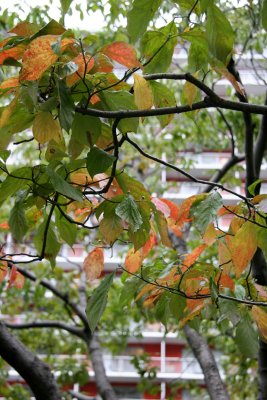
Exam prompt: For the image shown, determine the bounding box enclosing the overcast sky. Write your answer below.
[6,0,107,31]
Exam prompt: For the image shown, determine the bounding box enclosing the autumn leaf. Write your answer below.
[32,112,62,144]
[203,223,218,246]
[0,76,20,94]
[92,53,113,73]
[9,21,39,37]
[252,306,267,343]
[183,244,207,268]
[8,265,25,289]
[133,73,153,111]
[151,197,171,218]
[176,194,206,227]
[182,81,198,108]
[66,54,94,86]
[83,247,104,281]
[20,35,75,81]
[159,199,179,221]
[214,67,246,96]
[0,38,26,65]
[125,248,143,273]
[227,222,257,277]
[101,41,141,68]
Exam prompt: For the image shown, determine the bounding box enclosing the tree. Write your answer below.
[1,0,267,399]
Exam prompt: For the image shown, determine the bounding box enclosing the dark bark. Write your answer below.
[258,339,267,400]
[184,325,230,400]
[0,322,61,400]
[86,334,117,400]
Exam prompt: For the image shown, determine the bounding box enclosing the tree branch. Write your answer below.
[5,321,85,339]
[0,322,61,400]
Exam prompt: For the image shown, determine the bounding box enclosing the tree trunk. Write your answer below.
[184,325,230,400]
[86,334,117,400]
[0,322,61,400]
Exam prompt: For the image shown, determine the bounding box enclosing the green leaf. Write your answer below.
[9,202,29,242]
[47,167,83,202]
[181,28,208,73]
[262,0,267,31]
[56,212,77,247]
[127,0,163,43]
[172,0,201,15]
[39,97,58,112]
[248,179,262,196]
[206,4,235,64]
[31,19,66,39]
[115,195,143,233]
[70,113,101,158]
[149,81,176,127]
[86,147,116,178]
[209,278,219,303]
[192,191,223,233]
[169,293,187,320]
[86,271,115,333]
[0,167,32,202]
[141,22,177,74]
[100,91,138,134]
[235,317,259,359]
[116,171,150,201]
[97,199,124,244]
[120,277,141,306]
[60,0,73,15]
[57,79,75,132]
[128,205,151,250]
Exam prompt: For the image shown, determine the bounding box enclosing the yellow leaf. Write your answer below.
[227,222,257,277]
[252,306,267,343]
[203,223,218,246]
[182,81,198,108]
[32,112,62,144]
[133,73,153,111]
[83,247,104,281]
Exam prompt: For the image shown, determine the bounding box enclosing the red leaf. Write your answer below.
[101,42,141,69]
[92,53,113,73]
[8,265,24,289]
[151,197,170,218]
[83,247,104,281]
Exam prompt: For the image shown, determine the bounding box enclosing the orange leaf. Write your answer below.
[0,264,7,283]
[160,199,179,220]
[92,53,113,73]
[8,265,25,289]
[20,35,75,81]
[214,67,246,96]
[83,247,104,281]
[66,54,94,86]
[101,42,141,69]
[0,39,26,65]
[183,244,207,268]
[176,194,206,227]
[216,272,235,291]
[252,306,267,342]
[179,298,206,328]
[142,232,157,258]
[136,283,154,301]
[0,221,9,230]
[0,76,20,93]
[90,93,101,104]
[143,289,163,307]
[124,248,143,273]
